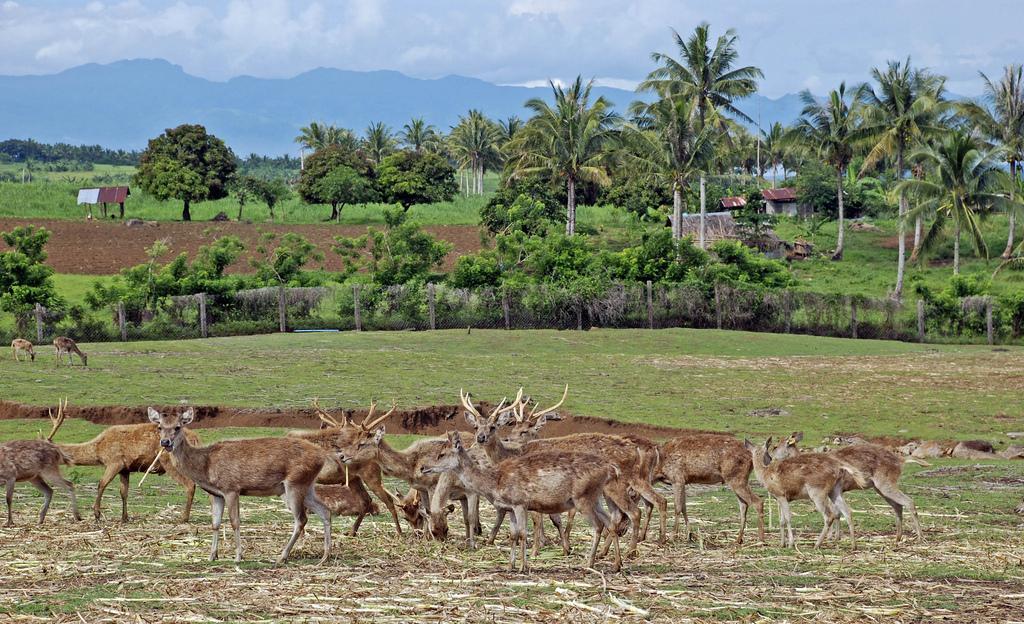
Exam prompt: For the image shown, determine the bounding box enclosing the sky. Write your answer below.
[1,0,1021,97]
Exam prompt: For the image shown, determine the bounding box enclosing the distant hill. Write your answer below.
[0,59,810,156]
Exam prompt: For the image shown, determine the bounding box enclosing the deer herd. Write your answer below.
[0,386,927,574]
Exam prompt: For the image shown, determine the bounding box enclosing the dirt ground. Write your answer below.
[0,218,483,275]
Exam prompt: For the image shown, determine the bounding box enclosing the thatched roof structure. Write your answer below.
[677,211,737,241]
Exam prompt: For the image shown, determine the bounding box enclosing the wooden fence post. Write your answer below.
[117,302,127,342]
[645,280,654,330]
[714,283,723,330]
[849,296,858,339]
[198,293,208,338]
[427,283,436,330]
[502,291,511,330]
[783,290,792,334]
[353,284,362,331]
[986,298,994,345]
[34,303,43,342]
[277,285,287,332]
[917,299,925,343]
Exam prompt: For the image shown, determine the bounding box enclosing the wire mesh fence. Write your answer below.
[3,281,1015,347]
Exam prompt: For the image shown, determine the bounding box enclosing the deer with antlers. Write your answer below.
[11,338,35,362]
[771,432,924,543]
[148,407,332,563]
[423,431,624,573]
[1,400,81,526]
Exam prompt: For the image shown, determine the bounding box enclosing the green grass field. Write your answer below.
[1,329,1022,620]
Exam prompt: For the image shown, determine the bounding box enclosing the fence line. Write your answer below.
[8,282,1018,347]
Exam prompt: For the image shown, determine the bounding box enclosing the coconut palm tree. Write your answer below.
[400,117,438,153]
[363,122,397,164]
[761,122,788,187]
[857,58,948,298]
[625,95,716,239]
[960,65,1024,260]
[639,23,762,246]
[509,77,621,235]
[899,132,1007,275]
[449,110,502,195]
[294,122,358,152]
[790,83,860,260]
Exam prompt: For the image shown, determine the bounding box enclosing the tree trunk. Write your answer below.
[238,203,244,221]
[698,175,706,249]
[566,177,576,236]
[772,166,777,189]
[182,199,191,222]
[330,202,340,221]
[832,168,845,261]
[672,183,682,240]
[894,151,907,299]
[910,215,923,261]
[953,223,961,275]
[1003,160,1017,259]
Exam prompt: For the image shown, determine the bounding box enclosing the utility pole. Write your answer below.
[755,101,762,181]
[299,148,305,171]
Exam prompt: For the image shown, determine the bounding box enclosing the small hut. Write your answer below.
[77,186,130,219]
[762,187,811,217]
[677,211,738,242]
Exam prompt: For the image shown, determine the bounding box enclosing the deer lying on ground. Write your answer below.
[745,437,866,549]
[656,433,766,544]
[148,407,332,563]
[58,420,198,523]
[11,338,35,362]
[423,431,623,573]
[771,432,924,542]
[53,336,87,366]
[1,404,81,525]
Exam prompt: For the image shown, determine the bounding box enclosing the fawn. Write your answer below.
[53,336,87,366]
[148,407,332,564]
[11,338,35,362]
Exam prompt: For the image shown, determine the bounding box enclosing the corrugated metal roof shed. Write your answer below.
[97,186,130,203]
[762,187,797,202]
[720,196,747,209]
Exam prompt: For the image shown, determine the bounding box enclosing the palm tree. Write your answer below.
[857,58,948,298]
[449,110,502,195]
[363,122,396,164]
[498,116,523,146]
[960,65,1024,260]
[761,122,787,187]
[400,117,438,152]
[898,132,1007,274]
[790,83,860,260]
[294,122,358,151]
[625,95,715,239]
[509,77,621,235]
[639,23,762,246]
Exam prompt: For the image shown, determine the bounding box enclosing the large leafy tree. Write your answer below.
[857,58,947,298]
[623,95,714,239]
[135,124,236,221]
[960,65,1024,260]
[790,83,860,260]
[0,226,63,326]
[509,77,620,235]
[376,150,457,210]
[297,145,376,220]
[899,132,1008,274]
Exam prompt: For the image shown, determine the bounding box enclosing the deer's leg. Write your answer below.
[831,489,856,549]
[29,477,53,524]
[876,482,921,542]
[118,471,130,522]
[160,459,196,523]
[810,491,837,549]
[279,484,308,564]
[730,477,764,544]
[41,465,80,521]
[488,507,507,545]
[94,464,121,520]
[599,482,639,559]
[511,506,529,574]
[565,508,576,537]
[632,479,666,545]
[303,486,332,564]
[549,513,570,555]
[223,493,242,562]
[210,495,225,561]
[363,473,402,536]
[466,494,480,550]
[4,479,14,526]
[776,498,792,547]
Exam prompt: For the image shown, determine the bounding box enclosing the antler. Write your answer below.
[363,399,397,431]
[312,398,342,429]
[460,389,484,422]
[45,397,68,441]
[528,384,568,422]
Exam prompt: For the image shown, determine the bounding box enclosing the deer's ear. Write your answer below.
[180,408,195,425]
[792,431,804,443]
[743,438,754,451]
[463,410,478,428]
[147,407,161,424]
[764,437,773,451]
[495,411,515,427]
[452,431,464,451]
[372,426,386,444]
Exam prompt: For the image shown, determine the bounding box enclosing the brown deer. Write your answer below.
[53,336,87,366]
[657,433,765,544]
[771,432,924,542]
[422,431,623,574]
[58,423,198,523]
[313,482,379,525]
[744,437,866,549]
[11,338,35,362]
[148,407,332,563]
[1,406,81,525]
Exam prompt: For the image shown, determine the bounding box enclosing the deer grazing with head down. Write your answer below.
[53,336,87,366]
[744,437,866,549]
[423,431,623,574]
[11,338,35,362]
[1,401,81,526]
[771,432,924,542]
[148,407,332,563]
[656,433,765,544]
